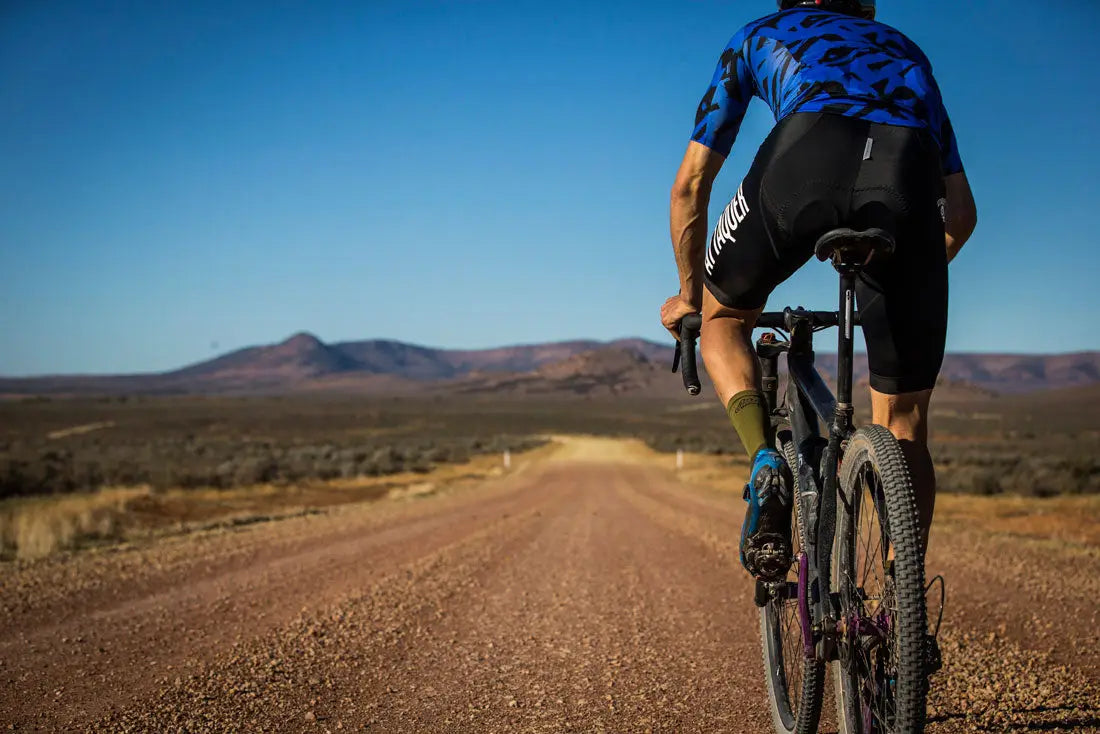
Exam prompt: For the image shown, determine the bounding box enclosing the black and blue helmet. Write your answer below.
[778,0,876,18]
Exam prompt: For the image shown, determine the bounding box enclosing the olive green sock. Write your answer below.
[726,390,769,459]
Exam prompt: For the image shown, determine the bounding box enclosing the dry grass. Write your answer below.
[0,443,542,562]
[6,434,1093,563]
[667,447,1100,549]
[936,493,1100,548]
[0,487,145,560]
[670,450,750,495]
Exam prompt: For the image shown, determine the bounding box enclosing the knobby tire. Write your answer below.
[832,425,928,734]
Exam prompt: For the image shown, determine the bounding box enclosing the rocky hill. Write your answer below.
[1,332,1096,397]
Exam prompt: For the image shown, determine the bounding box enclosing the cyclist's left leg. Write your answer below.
[703,288,797,580]
[699,291,764,444]
[703,113,875,580]
[704,112,868,458]
[700,118,827,580]
[700,119,809,458]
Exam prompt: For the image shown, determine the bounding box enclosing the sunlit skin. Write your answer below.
[662,140,978,551]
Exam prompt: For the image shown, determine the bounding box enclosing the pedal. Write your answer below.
[748,538,792,582]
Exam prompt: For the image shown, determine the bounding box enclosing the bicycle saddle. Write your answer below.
[813,227,896,265]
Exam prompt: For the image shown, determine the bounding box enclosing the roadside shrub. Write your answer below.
[233,457,278,486]
[0,432,542,498]
[3,392,1085,500]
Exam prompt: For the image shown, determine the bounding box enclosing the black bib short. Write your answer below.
[703,112,949,395]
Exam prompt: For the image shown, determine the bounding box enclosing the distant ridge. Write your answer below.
[1,332,1097,397]
[173,332,361,381]
[445,346,687,398]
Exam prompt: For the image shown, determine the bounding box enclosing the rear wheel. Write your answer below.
[760,431,825,734]
[832,425,928,734]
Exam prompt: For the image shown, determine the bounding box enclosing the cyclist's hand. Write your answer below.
[660,294,699,341]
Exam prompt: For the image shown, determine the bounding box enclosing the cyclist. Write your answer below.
[660,0,977,582]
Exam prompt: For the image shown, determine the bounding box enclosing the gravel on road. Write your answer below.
[2,440,1098,732]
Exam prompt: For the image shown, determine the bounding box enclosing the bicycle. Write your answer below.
[673,226,939,734]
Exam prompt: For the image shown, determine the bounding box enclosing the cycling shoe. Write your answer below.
[739,448,793,581]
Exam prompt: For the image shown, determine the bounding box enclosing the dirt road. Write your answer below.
[2,438,1098,732]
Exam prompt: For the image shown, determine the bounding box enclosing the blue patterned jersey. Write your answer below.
[691,9,963,174]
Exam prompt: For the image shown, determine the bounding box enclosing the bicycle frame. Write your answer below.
[672,262,868,661]
[670,243,920,730]
[756,262,863,661]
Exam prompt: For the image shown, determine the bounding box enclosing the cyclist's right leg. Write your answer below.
[871,388,935,551]
[852,120,950,555]
[850,121,951,679]
[871,386,945,674]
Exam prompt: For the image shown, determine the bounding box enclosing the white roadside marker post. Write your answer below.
[504,449,511,469]
[676,449,684,470]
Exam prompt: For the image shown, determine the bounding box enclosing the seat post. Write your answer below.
[836,265,858,413]
[813,225,894,437]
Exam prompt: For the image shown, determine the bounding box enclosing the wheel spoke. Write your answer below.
[859,471,883,597]
[782,603,803,702]
[762,437,825,730]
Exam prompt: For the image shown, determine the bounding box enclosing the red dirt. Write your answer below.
[1,448,1097,732]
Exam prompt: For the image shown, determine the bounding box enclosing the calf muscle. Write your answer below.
[871,388,936,551]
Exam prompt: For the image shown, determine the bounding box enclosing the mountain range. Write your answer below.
[2,332,1098,397]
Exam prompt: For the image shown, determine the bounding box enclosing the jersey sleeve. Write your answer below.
[909,40,964,176]
[690,29,756,158]
[938,110,963,175]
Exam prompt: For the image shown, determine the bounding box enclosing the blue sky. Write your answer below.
[2,0,1098,375]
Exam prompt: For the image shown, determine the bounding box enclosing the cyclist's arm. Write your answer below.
[671,141,725,307]
[944,171,976,263]
[928,77,975,263]
[672,31,754,306]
